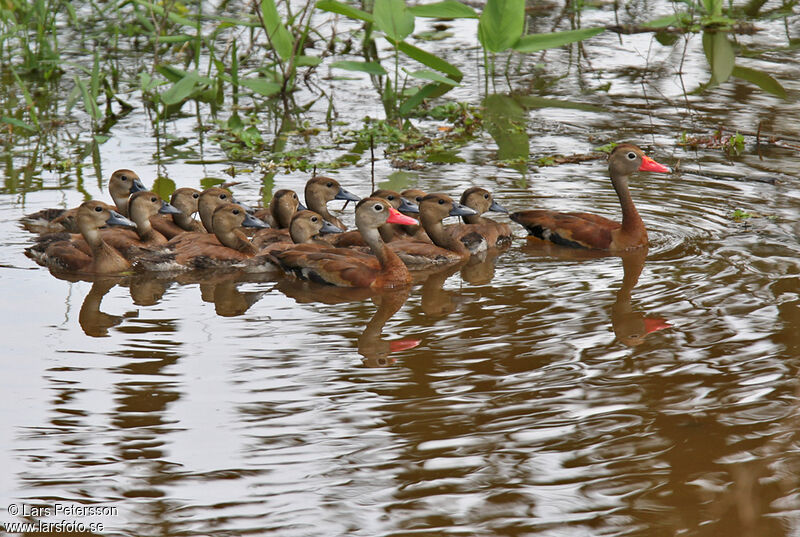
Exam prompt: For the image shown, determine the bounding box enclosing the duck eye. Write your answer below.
[311,216,318,222]
[627,152,636,160]
[484,194,489,199]
[326,182,333,188]
[293,194,297,199]
[192,193,199,199]
[438,199,445,205]
[220,194,227,199]
[373,204,383,212]
[387,195,395,200]
[94,206,103,212]
[151,197,157,202]
[120,175,128,181]
[232,209,240,215]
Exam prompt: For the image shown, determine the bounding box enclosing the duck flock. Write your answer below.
[23,144,670,290]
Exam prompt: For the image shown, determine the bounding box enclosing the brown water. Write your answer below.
[2,4,800,536]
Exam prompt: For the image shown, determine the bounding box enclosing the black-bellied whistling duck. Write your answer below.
[255,210,342,251]
[510,144,670,251]
[326,189,418,247]
[151,187,203,239]
[25,201,136,274]
[268,198,417,289]
[198,186,246,233]
[386,193,477,265]
[254,189,306,228]
[448,187,513,249]
[92,191,182,257]
[135,204,269,271]
[397,188,430,240]
[251,189,314,248]
[21,169,146,233]
[304,176,361,230]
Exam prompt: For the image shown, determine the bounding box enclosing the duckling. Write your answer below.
[135,204,269,271]
[304,176,361,230]
[447,187,512,248]
[25,201,136,274]
[150,187,204,239]
[21,169,146,233]
[268,198,417,289]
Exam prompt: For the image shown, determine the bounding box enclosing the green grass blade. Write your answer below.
[315,0,374,22]
[732,66,787,99]
[513,27,604,53]
[396,40,462,80]
[406,69,459,85]
[161,74,198,105]
[239,77,282,97]
[330,60,388,76]
[408,0,477,19]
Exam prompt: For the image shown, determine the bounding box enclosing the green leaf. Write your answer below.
[703,0,723,16]
[702,31,734,84]
[514,27,604,53]
[483,94,529,161]
[157,35,195,43]
[406,69,459,85]
[151,176,176,201]
[398,83,444,115]
[514,95,604,112]
[156,64,189,83]
[75,77,102,120]
[374,0,415,42]
[295,55,322,66]
[261,0,294,60]
[408,0,477,19]
[396,41,462,80]
[316,0,374,22]
[643,14,680,28]
[161,75,197,105]
[1,116,36,132]
[478,0,525,53]
[239,77,281,97]
[330,60,388,76]
[732,65,787,99]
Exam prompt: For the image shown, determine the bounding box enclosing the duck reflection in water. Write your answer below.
[274,279,419,366]
[521,239,670,346]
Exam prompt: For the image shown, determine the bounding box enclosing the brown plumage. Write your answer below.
[269,198,417,289]
[135,204,269,271]
[383,193,477,266]
[326,189,417,247]
[304,176,361,230]
[150,187,204,239]
[251,189,307,248]
[447,187,513,249]
[510,144,670,251]
[25,201,135,274]
[21,169,146,233]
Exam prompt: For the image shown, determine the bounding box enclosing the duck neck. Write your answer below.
[173,212,197,231]
[612,174,644,236]
[199,204,215,233]
[378,223,397,243]
[462,213,483,225]
[306,192,334,222]
[112,193,130,216]
[422,213,469,255]
[360,225,402,271]
[217,227,256,254]
[274,203,294,229]
[133,213,158,241]
[81,221,129,271]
